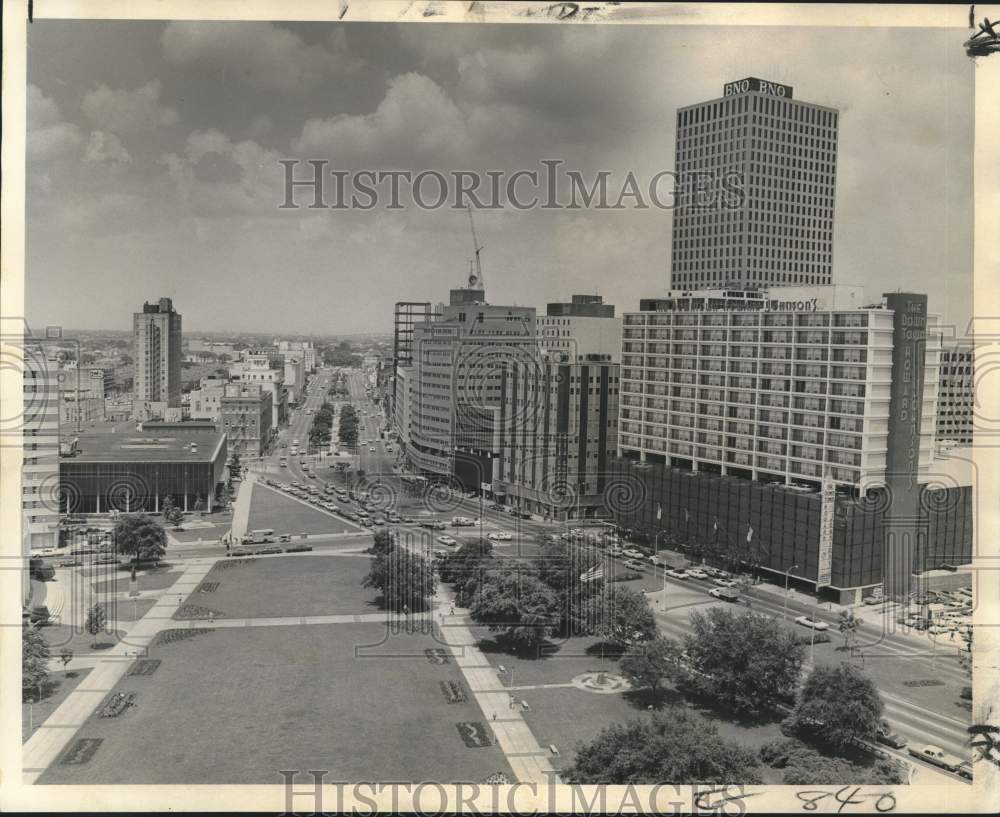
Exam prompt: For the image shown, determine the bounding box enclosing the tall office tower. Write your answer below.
[670,78,839,290]
[133,297,182,412]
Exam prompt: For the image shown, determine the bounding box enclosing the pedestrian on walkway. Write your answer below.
[450,602,455,615]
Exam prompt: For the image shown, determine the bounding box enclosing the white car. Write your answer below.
[686,568,709,579]
[713,577,738,588]
[622,548,645,560]
[436,535,458,547]
[794,615,830,631]
[488,531,513,541]
[369,446,376,452]
[665,568,688,580]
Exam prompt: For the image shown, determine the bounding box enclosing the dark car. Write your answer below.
[876,730,908,750]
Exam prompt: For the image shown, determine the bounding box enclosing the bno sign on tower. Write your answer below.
[723,77,794,99]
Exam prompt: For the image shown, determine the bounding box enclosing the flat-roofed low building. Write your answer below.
[59,428,227,514]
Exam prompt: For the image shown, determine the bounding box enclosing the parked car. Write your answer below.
[622,548,645,560]
[451,517,476,527]
[794,615,830,631]
[709,587,740,602]
[956,760,973,780]
[437,535,458,547]
[713,577,738,588]
[686,568,709,579]
[863,594,885,605]
[623,558,646,571]
[908,744,963,773]
[488,531,513,541]
[278,534,292,542]
[875,730,908,750]
[665,568,688,580]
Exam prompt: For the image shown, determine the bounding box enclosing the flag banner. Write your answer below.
[579,564,605,583]
[746,525,754,543]
[656,503,662,521]
[684,508,690,523]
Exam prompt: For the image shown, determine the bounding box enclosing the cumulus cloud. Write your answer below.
[161,128,284,217]
[292,72,470,162]
[84,130,133,166]
[27,84,83,161]
[81,80,179,136]
[161,22,363,93]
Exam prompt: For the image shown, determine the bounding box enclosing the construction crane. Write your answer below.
[467,205,484,289]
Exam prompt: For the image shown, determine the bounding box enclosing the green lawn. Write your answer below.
[91,567,182,597]
[23,669,93,743]
[38,623,513,784]
[191,554,378,618]
[472,627,787,775]
[41,625,127,654]
[248,484,360,536]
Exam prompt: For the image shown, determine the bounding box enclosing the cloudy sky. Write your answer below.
[26,20,973,335]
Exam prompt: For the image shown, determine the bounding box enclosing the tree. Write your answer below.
[86,604,107,648]
[587,584,658,648]
[370,528,394,556]
[760,738,904,785]
[468,569,559,649]
[228,450,241,484]
[22,626,50,699]
[619,636,684,701]
[533,541,603,635]
[362,547,436,612]
[679,607,804,715]
[564,707,763,784]
[838,609,862,654]
[113,513,167,566]
[783,664,884,753]
[163,496,184,527]
[60,648,74,670]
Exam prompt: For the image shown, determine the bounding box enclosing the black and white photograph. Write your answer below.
[2,1,998,813]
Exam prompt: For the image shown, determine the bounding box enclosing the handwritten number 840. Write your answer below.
[796,786,896,813]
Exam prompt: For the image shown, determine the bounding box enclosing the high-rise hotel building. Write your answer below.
[612,79,970,603]
[671,78,838,290]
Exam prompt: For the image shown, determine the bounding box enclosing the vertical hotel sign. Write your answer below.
[817,474,835,588]
[881,293,928,601]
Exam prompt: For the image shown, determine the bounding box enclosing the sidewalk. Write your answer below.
[229,473,258,542]
[433,584,559,785]
[21,557,219,784]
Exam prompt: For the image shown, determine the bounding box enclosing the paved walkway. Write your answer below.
[433,587,559,785]
[21,557,218,785]
[182,611,431,629]
[229,473,257,542]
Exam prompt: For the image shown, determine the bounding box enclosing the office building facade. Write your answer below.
[220,384,273,457]
[22,341,61,552]
[133,298,182,419]
[936,345,974,445]
[671,78,838,291]
[497,295,622,519]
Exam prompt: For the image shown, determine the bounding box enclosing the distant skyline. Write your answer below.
[26,21,973,336]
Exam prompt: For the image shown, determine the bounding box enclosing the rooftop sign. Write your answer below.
[723,77,794,99]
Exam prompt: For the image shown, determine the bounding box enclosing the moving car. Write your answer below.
[451,516,476,527]
[437,535,458,547]
[622,548,645,560]
[709,587,740,602]
[956,760,973,780]
[623,558,646,571]
[794,615,830,631]
[713,577,738,588]
[278,534,292,543]
[488,531,513,542]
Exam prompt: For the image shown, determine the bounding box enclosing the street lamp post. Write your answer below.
[782,564,799,621]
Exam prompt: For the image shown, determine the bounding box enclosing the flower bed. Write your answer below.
[152,628,216,647]
[98,691,136,718]
[440,680,467,704]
